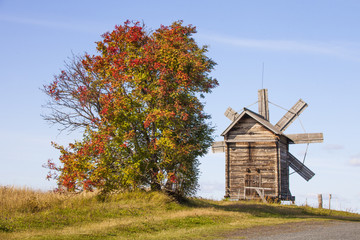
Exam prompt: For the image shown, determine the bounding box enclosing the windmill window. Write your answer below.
[248,143,252,162]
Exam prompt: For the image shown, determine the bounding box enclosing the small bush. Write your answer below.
[0,217,14,232]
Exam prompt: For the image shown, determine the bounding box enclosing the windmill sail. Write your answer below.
[288,152,315,181]
[224,107,239,121]
[275,99,308,131]
[286,133,324,144]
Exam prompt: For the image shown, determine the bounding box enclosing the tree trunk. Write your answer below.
[150,182,161,191]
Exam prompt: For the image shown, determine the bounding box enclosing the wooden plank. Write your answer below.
[228,143,277,148]
[288,152,315,181]
[229,152,277,159]
[224,107,239,121]
[229,119,275,136]
[226,137,277,142]
[229,160,276,165]
[229,169,276,174]
[211,141,225,153]
[229,150,277,156]
[231,163,276,168]
[225,144,230,198]
[275,99,308,131]
[229,143,276,148]
[286,133,324,144]
[229,159,277,164]
[229,157,277,162]
[221,108,282,137]
[261,179,276,184]
[258,89,269,121]
[229,167,276,172]
[229,155,277,161]
[228,173,275,179]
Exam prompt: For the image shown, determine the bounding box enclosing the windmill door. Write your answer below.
[244,174,261,199]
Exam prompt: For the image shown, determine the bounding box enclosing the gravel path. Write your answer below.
[221,220,360,240]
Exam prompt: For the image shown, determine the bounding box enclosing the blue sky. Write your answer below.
[1,0,359,212]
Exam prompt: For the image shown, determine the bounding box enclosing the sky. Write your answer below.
[1,0,359,212]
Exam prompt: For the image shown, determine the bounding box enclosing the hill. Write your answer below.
[1,186,359,239]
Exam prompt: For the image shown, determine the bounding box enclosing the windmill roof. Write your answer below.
[220,108,283,137]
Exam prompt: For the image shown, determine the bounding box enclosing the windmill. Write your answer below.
[212,89,323,201]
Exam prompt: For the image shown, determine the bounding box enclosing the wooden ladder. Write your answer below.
[254,187,267,203]
[244,187,271,203]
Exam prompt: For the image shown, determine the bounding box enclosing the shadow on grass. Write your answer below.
[182,198,360,222]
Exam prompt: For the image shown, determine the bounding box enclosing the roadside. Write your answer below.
[221,220,360,240]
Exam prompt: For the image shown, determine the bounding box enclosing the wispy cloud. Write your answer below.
[200,33,360,61]
[349,154,360,166]
[0,15,103,34]
[323,144,344,151]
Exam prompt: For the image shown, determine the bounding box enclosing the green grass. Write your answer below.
[1,186,359,240]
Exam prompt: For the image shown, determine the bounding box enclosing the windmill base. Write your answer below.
[226,194,295,203]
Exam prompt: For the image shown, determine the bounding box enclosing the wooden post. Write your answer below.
[329,194,332,210]
[225,141,230,198]
[275,141,280,198]
[258,89,269,121]
[318,194,323,209]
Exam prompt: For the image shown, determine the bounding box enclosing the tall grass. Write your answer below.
[1,186,69,214]
[0,186,184,235]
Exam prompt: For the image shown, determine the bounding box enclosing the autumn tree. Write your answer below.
[43,20,218,196]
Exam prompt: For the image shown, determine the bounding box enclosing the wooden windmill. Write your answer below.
[212,89,323,201]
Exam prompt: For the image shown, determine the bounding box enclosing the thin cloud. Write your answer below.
[0,15,102,34]
[323,144,344,151]
[200,33,360,61]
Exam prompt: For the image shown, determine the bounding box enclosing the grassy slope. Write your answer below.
[1,186,359,240]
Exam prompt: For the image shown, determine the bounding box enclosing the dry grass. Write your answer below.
[0,186,89,214]
[1,186,359,240]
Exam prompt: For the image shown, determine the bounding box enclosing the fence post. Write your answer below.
[329,194,332,210]
[318,194,323,209]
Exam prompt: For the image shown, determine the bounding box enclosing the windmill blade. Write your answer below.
[224,107,239,121]
[275,99,308,131]
[286,133,324,144]
[288,152,315,181]
[258,89,269,121]
[211,141,225,153]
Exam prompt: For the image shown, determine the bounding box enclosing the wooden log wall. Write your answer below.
[226,116,279,200]
[226,116,277,141]
[279,140,291,198]
[225,142,230,198]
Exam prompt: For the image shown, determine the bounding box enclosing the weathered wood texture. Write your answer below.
[275,99,308,131]
[225,143,230,198]
[221,109,282,137]
[218,90,322,201]
[258,89,269,120]
[279,142,291,198]
[288,152,315,181]
[227,116,277,141]
[286,133,324,144]
[211,141,225,153]
[226,138,278,199]
[224,107,239,121]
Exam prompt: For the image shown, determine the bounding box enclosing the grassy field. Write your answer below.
[1,186,359,240]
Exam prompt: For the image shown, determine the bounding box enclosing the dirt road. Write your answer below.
[221,220,360,240]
